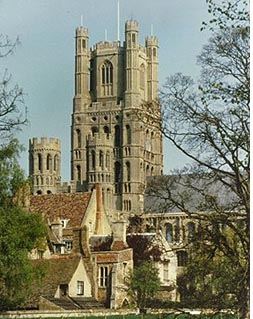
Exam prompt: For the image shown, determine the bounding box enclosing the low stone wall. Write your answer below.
[0,309,139,318]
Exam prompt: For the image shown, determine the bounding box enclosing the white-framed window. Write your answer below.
[99,266,109,287]
[61,219,69,228]
[163,262,169,282]
[77,281,84,295]
[64,240,73,251]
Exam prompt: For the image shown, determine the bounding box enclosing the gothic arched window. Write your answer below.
[105,151,110,168]
[91,150,96,170]
[29,154,34,174]
[188,222,196,241]
[47,154,52,171]
[140,63,145,89]
[101,61,113,96]
[126,125,131,144]
[77,165,81,181]
[114,125,121,147]
[126,162,130,181]
[91,126,98,136]
[103,126,110,138]
[54,155,59,171]
[102,61,113,84]
[166,223,173,243]
[76,129,81,148]
[99,151,104,168]
[38,153,42,172]
[114,161,121,194]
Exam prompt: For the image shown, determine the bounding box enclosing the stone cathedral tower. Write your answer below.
[71,20,163,214]
[29,137,61,195]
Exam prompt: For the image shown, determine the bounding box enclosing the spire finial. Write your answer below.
[117,0,120,41]
[81,15,84,27]
[151,24,154,36]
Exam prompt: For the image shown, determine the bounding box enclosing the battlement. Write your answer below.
[76,26,89,36]
[125,20,139,32]
[29,137,61,150]
[145,36,158,46]
[92,41,122,51]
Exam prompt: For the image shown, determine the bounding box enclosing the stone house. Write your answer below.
[28,184,134,310]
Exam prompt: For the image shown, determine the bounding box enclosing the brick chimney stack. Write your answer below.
[94,183,103,235]
[111,220,128,251]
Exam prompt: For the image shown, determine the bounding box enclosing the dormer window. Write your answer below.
[61,219,69,228]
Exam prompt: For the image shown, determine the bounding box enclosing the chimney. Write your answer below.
[72,226,90,256]
[94,183,103,235]
[111,220,128,251]
[51,218,63,241]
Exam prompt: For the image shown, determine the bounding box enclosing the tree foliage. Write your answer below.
[127,234,162,266]
[0,34,27,144]
[0,205,46,310]
[0,35,46,310]
[128,262,161,312]
[144,0,249,316]
[0,140,46,310]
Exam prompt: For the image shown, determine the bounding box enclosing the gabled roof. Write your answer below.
[144,175,238,214]
[30,193,91,227]
[29,255,82,307]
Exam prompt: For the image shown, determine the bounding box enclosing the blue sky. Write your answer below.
[0,0,211,181]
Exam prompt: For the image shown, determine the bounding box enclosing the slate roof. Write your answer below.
[144,174,238,214]
[30,193,91,227]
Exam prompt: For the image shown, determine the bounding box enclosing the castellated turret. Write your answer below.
[29,137,61,195]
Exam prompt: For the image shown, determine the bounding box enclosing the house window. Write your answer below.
[64,240,73,251]
[177,251,188,267]
[99,266,109,287]
[77,281,84,295]
[163,263,169,282]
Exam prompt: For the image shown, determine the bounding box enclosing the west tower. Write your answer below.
[71,20,163,214]
[29,137,61,195]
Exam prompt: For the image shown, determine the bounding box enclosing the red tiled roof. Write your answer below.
[30,193,91,227]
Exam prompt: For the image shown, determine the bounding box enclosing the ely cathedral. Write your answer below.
[28,20,163,214]
[24,19,204,309]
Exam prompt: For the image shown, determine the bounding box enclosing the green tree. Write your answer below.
[144,0,249,317]
[0,34,27,142]
[128,262,161,313]
[127,233,162,266]
[0,35,46,310]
